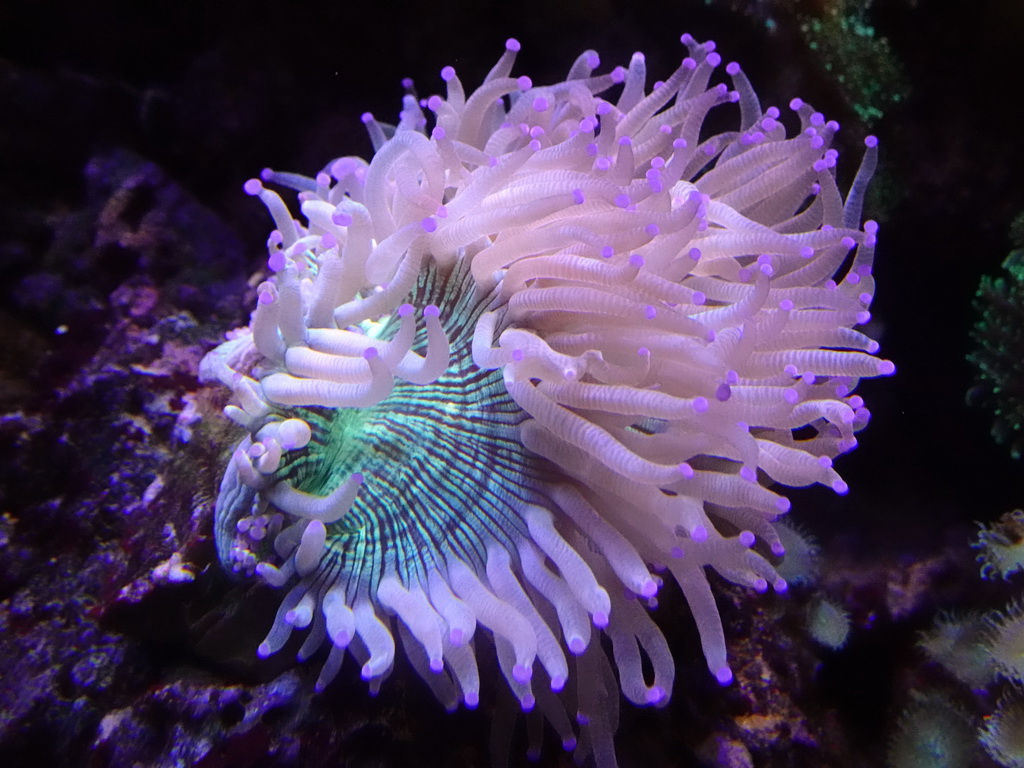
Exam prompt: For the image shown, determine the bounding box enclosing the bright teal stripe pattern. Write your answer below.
[279,257,546,596]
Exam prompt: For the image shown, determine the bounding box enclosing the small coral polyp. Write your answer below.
[201,34,892,763]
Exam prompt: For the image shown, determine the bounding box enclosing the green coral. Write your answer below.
[798,0,909,126]
[968,213,1024,459]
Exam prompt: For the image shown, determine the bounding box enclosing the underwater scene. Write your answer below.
[1,1,1022,766]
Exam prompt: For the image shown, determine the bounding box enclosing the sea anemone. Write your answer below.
[918,611,996,690]
[975,509,1024,580]
[807,596,851,650]
[200,34,891,764]
[982,690,1024,768]
[773,517,821,586]
[986,600,1024,683]
[888,692,976,768]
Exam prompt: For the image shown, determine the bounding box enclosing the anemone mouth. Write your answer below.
[262,255,550,587]
[200,32,892,765]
